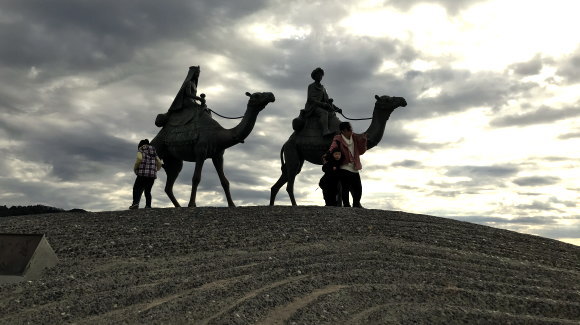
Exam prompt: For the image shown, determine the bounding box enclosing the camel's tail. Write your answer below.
[279,144,285,171]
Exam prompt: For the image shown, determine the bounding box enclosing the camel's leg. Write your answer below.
[270,171,288,206]
[270,146,288,206]
[282,145,302,206]
[212,152,235,207]
[285,159,302,206]
[163,156,183,208]
[188,159,205,207]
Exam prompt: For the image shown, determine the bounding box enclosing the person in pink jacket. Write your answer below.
[328,122,368,208]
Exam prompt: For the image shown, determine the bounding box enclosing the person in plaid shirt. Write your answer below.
[129,139,163,209]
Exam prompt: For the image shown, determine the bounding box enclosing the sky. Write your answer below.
[0,0,578,245]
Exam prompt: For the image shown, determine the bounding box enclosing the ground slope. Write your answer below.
[1,206,579,324]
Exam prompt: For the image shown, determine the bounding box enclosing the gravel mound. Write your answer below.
[1,206,579,324]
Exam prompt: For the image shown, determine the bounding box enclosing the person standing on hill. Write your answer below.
[320,147,343,206]
[328,122,368,208]
[130,139,162,209]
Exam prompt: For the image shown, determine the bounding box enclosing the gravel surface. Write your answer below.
[1,206,579,324]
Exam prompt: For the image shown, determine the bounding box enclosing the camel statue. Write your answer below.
[269,95,407,206]
[151,91,276,207]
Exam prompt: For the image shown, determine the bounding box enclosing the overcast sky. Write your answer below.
[1,0,578,245]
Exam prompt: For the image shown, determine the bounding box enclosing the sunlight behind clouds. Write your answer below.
[341,0,580,71]
[7,158,53,182]
[410,108,488,144]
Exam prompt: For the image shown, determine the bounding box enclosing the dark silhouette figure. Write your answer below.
[303,67,339,136]
[320,147,342,206]
[169,66,205,112]
[329,122,367,208]
[130,139,162,209]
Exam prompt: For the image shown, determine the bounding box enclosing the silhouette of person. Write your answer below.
[168,66,206,112]
[328,122,368,208]
[320,147,343,206]
[130,139,163,209]
[304,67,337,136]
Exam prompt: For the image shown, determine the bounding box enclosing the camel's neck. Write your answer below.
[224,105,260,148]
[364,105,394,150]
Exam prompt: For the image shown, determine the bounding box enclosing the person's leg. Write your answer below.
[323,188,332,206]
[131,176,146,208]
[352,173,363,208]
[328,180,339,206]
[339,170,352,207]
[144,178,155,208]
[320,176,330,206]
[335,182,342,206]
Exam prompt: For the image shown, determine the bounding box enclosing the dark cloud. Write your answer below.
[519,197,575,212]
[451,216,580,242]
[0,0,267,74]
[392,160,423,168]
[556,46,580,84]
[430,190,461,197]
[427,183,494,196]
[230,188,272,206]
[513,176,561,187]
[386,0,483,15]
[517,192,543,196]
[0,176,128,211]
[508,54,543,76]
[532,222,580,240]
[550,197,575,208]
[558,131,580,140]
[537,156,576,162]
[0,115,133,181]
[506,216,558,225]
[425,165,520,195]
[396,184,423,191]
[445,165,519,178]
[453,215,559,226]
[515,201,562,212]
[490,105,580,127]
[399,68,539,120]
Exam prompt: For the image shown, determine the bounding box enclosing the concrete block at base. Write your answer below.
[0,233,58,284]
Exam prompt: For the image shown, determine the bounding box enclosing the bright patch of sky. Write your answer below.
[341,0,580,71]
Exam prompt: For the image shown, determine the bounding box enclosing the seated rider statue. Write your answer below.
[304,67,341,136]
[155,66,208,128]
[168,65,206,112]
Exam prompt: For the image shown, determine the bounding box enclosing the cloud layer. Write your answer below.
[0,0,579,245]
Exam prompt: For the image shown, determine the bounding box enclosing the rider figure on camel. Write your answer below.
[304,67,342,136]
[168,65,206,112]
[155,66,209,128]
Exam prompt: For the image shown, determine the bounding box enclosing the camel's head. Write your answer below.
[374,95,407,112]
[245,92,276,111]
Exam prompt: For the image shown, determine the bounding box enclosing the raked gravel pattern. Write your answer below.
[1,206,579,324]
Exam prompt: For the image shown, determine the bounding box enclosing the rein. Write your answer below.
[206,109,372,121]
[207,109,244,119]
[337,111,372,121]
